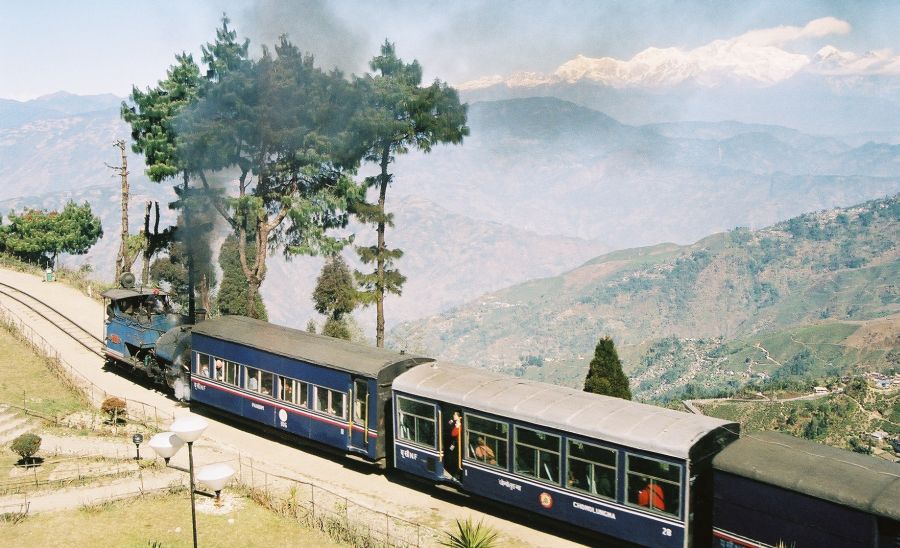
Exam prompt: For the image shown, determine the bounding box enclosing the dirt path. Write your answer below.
[0,268,584,547]
[0,468,184,514]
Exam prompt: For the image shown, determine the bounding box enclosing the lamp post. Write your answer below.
[148,416,235,547]
[170,415,208,548]
[196,463,235,507]
[148,431,184,465]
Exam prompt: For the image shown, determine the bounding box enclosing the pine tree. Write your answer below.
[352,40,468,347]
[178,34,363,319]
[313,255,357,341]
[216,234,267,319]
[583,337,632,400]
[313,255,357,320]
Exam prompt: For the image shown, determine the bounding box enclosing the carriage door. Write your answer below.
[349,379,369,454]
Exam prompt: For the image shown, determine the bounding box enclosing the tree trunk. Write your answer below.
[183,172,195,322]
[141,201,151,285]
[199,273,211,313]
[375,148,390,347]
[114,140,130,280]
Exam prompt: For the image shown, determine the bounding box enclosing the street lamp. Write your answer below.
[149,416,236,546]
[148,416,208,547]
[170,415,208,548]
[148,431,184,465]
[196,463,235,507]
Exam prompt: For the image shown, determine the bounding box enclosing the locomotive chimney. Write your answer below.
[194,308,207,323]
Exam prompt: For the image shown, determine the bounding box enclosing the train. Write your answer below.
[101,286,900,547]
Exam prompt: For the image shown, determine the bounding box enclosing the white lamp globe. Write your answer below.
[148,432,184,460]
[197,463,235,492]
[170,415,209,443]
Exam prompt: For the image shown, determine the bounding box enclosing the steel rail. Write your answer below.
[0,282,104,357]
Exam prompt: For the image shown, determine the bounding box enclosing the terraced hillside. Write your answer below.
[390,195,899,400]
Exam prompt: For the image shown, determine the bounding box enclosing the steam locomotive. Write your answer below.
[101,284,900,547]
[101,274,193,397]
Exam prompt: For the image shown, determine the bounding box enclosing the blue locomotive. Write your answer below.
[100,297,900,546]
[101,274,193,396]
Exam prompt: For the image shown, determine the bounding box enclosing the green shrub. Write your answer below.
[440,517,499,548]
[10,433,41,461]
[101,396,127,421]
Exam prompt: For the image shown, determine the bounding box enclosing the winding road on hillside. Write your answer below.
[0,268,586,547]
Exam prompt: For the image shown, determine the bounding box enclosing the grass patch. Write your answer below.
[0,491,345,547]
[0,327,89,418]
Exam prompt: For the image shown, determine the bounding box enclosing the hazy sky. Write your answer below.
[3,0,900,101]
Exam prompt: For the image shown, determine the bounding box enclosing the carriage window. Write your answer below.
[218,360,238,386]
[245,367,260,392]
[514,427,560,484]
[279,377,308,407]
[626,454,682,517]
[465,414,508,469]
[567,440,617,500]
[314,386,346,419]
[260,371,273,396]
[194,353,212,377]
[396,397,436,448]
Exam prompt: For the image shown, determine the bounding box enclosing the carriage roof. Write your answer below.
[393,361,737,459]
[714,431,900,520]
[192,315,432,378]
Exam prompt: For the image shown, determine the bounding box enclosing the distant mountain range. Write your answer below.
[388,97,900,249]
[1,92,899,340]
[459,77,900,137]
[390,195,899,401]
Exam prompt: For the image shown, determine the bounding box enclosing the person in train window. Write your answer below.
[214,359,224,380]
[474,437,496,464]
[200,364,209,376]
[637,477,665,511]
[248,374,258,391]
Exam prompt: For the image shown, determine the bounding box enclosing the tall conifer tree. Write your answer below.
[583,337,632,400]
[352,41,468,346]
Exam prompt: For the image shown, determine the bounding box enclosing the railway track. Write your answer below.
[0,281,105,358]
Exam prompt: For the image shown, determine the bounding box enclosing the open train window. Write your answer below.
[215,359,238,386]
[314,386,346,419]
[278,377,308,407]
[567,440,617,500]
[625,454,682,518]
[194,353,212,377]
[396,396,436,449]
[514,426,560,484]
[464,414,508,469]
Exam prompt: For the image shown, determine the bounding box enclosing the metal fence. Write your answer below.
[0,303,175,428]
[0,299,451,547]
[232,454,444,547]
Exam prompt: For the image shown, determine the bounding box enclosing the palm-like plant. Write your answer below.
[440,517,499,548]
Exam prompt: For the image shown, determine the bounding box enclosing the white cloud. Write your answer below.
[460,17,897,91]
[735,16,850,48]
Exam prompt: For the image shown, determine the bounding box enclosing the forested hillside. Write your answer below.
[391,195,899,400]
[2,94,899,336]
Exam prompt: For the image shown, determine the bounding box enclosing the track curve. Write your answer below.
[0,281,104,357]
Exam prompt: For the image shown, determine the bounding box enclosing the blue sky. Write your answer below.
[3,1,900,100]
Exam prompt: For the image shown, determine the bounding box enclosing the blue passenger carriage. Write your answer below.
[190,316,432,463]
[392,362,739,547]
[713,432,900,547]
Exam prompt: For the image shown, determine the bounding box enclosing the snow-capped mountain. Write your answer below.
[459,17,900,92]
